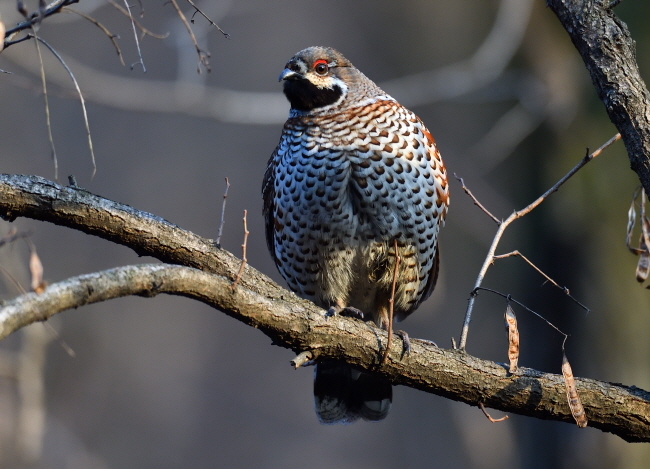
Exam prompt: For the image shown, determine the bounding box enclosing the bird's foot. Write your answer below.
[396,330,411,359]
[326,306,365,320]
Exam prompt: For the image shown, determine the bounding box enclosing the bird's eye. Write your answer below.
[313,60,329,75]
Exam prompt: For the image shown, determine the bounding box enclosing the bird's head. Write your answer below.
[279,46,355,113]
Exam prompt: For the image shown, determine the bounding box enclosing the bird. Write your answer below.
[263,46,449,424]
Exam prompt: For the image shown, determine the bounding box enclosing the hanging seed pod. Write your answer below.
[637,234,650,282]
[504,304,519,374]
[561,353,588,428]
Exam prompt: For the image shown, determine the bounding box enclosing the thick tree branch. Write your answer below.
[547,0,650,193]
[0,174,649,441]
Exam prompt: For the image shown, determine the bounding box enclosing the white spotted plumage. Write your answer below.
[264,48,448,327]
[263,47,448,423]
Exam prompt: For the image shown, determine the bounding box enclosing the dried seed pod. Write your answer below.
[627,196,639,254]
[637,233,650,282]
[504,304,519,374]
[561,353,588,428]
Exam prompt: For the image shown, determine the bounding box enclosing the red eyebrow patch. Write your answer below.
[313,59,328,67]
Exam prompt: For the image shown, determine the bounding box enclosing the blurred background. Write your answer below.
[0,0,649,467]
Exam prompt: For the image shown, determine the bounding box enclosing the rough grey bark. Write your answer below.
[547,0,650,193]
[1,174,649,442]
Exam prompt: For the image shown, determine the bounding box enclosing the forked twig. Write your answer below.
[123,0,146,72]
[457,133,621,350]
[168,0,211,73]
[63,8,125,66]
[455,174,500,224]
[381,239,401,365]
[215,177,230,248]
[492,250,590,311]
[31,31,58,180]
[290,350,320,369]
[231,210,249,289]
[32,36,97,179]
[104,0,168,38]
[185,0,230,38]
[479,402,508,423]
[5,0,73,41]
[473,287,568,337]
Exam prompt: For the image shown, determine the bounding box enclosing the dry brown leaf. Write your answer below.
[29,248,46,294]
[561,353,588,428]
[504,304,519,374]
[0,15,4,54]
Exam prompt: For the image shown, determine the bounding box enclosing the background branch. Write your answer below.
[0,174,649,442]
[548,0,650,193]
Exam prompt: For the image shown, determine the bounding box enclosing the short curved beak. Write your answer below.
[279,68,300,82]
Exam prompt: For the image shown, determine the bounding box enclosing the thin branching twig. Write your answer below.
[454,174,500,224]
[62,8,125,66]
[103,0,168,39]
[31,31,58,180]
[457,133,621,350]
[31,35,97,179]
[492,250,590,312]
[231,210,249,289]
[473,288,568,337]
[168,0,211,73]
[479,402,509,423]
[215,177,230,248]
[185,0,230,38]
[123,0,146,71]
[5,0,72,41]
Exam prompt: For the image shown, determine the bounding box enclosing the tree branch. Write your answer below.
[0,174,649,441]
[547,0,650,194]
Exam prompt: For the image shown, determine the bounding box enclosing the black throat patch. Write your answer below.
[283,79,343,112]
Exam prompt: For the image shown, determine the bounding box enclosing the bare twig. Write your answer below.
[231,210,249,289]
[168,0,211,73]
[479,402,509,423]
[5,0,73,41]
[493,250,589,312]
[215,177,230,248]
[32,35,97,179]
[0,264,26,294]
[457,133,621,350]
[62,8,125,66]
[103,0,168,38]
[31,32,58,180]
[474,288,568,337]
[185,0,230,38]
[291,350,320,369]
[381,239,401,365]
[123,0,146,72]
[454,173,501,224]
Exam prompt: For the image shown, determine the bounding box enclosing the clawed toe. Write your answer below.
[396,330,411,358]
[327,306,365,320]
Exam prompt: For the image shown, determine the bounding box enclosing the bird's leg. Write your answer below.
[380,239,401,365]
